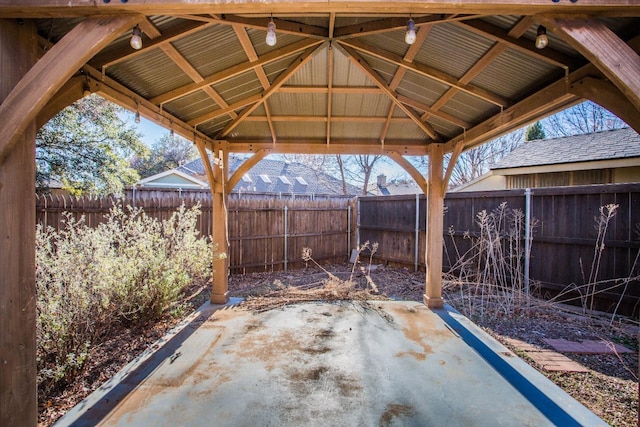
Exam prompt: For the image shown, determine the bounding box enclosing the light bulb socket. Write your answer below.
[130,25,143,50]
[134,111,141,123]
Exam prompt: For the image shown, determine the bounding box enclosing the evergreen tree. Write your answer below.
[525,121,546,141]
[131,133,199,179]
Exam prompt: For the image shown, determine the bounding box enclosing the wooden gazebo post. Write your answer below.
[211,149,230,304]
[424,144,445,309]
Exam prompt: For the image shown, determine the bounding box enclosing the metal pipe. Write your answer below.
[524,188,531,299]
[347,205,352,256]
[284,205,288,271]
[414,193,420,272]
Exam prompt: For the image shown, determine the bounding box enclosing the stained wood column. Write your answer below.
[424,144,445,309]
[211,149,229,304]
[0,19,38,427]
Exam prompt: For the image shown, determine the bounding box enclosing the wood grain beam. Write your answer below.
[327,43,334,144]
[442,141,464,193]
[187,94,262,126]
[507,16,536,39]
[337,43,440,141]
[334,14,471,39]
[340,38,510,108]
[36,75,84,129]
[545,18,640,112]
[0,15,138,163]
[455,19,576,69]
[387,151,428,195]
[218,139,431,156]
[243,115,413,123]
[443,75,580,153]
[569,76,640,133]
[226,149,271,192]
[215,14,328,38]
[151,38,322,105]
[279,86,382,94]
[91,20,211,69]
[217,43,325,138]
[3,2,640,19]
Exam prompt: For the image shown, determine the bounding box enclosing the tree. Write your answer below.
[544,101,626,137]
[36,95,147,195]
[345,155,386,195]
[446,129,524,188]
[525,121,546,141]
[131,133,199,178]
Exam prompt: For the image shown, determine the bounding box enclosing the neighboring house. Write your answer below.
[367,174,422,196]
[452,127,640,192]
[136,169,208,189]
[136,156,359,196]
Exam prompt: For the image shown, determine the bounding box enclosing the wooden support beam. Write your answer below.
[333,14,470,39]
[337,43,440,141]
[215,14,327,39]
[226,149,271,192]
[279,86,382,94]
[0,14,138,163]
[569,76,640,133]
[327,43,334,144]
[217,43,324,138]
[209,148,229,305]
[339,38,510,108]
[36,75,84,129]
[545,18,640,112]
[456,19,576,69]
[150,38,322,106]
[220,139,431,156]
[387,151,428,195]
[442,141,464,193]
[424,144,445,309]
[188,94,261,127]
[0,19,38,427]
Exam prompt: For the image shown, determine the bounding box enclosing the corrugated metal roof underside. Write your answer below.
[107,49,194,99]
[273,121,326,139]
[269,93,327,116]
[198,115,232,137]
[287,48,329,86]
[416,23,495,81]
[424,115,460,139]
[163,90,218,122]
[361,52,401,86]
[442,91,500,125]
[332,48,376,87]
[262,53,309,85]
[471,47,560,100]
[234,120,272,139]
[331,93,391,116]
[384,121,430,141]
[249,29,308,57]
[330,122,384,140]
[172,25,250,78]
[359,31,413,59]
[396,71,451,108]
[212,72,264,105]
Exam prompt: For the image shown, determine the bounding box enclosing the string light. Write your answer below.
[535,25,548,49]
[266,15,277,46]
[130,25,143,50]
[405,17,417,45]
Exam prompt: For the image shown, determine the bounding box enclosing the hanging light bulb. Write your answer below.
[405,18,416,45]
[535,25,548,49]
[266,17,277,47]
[130,25,143,50]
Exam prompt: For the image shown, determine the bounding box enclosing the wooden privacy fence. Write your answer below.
[36,189,355,274]
[359,183,640,316]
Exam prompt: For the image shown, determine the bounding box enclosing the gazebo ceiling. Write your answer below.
[6,2,640,155]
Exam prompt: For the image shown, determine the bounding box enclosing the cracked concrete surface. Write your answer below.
[55,300,606,427]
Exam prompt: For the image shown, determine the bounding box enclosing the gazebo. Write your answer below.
[1,1,639,424]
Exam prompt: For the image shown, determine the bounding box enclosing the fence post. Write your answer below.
[524,188,532,299]
[414,193,420,272]
[356,197,361,249]
[347,205,352,256]
[284,205,288,272]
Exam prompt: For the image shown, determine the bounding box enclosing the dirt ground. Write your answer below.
[39,264,638,427]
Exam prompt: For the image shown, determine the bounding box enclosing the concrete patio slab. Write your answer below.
[55,300,606,427]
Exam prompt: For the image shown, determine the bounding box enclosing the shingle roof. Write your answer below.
[178,156,360,195]
[491,127,640,170]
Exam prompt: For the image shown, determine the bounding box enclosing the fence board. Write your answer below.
[359,183,640,317]
[37,188,355,275]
